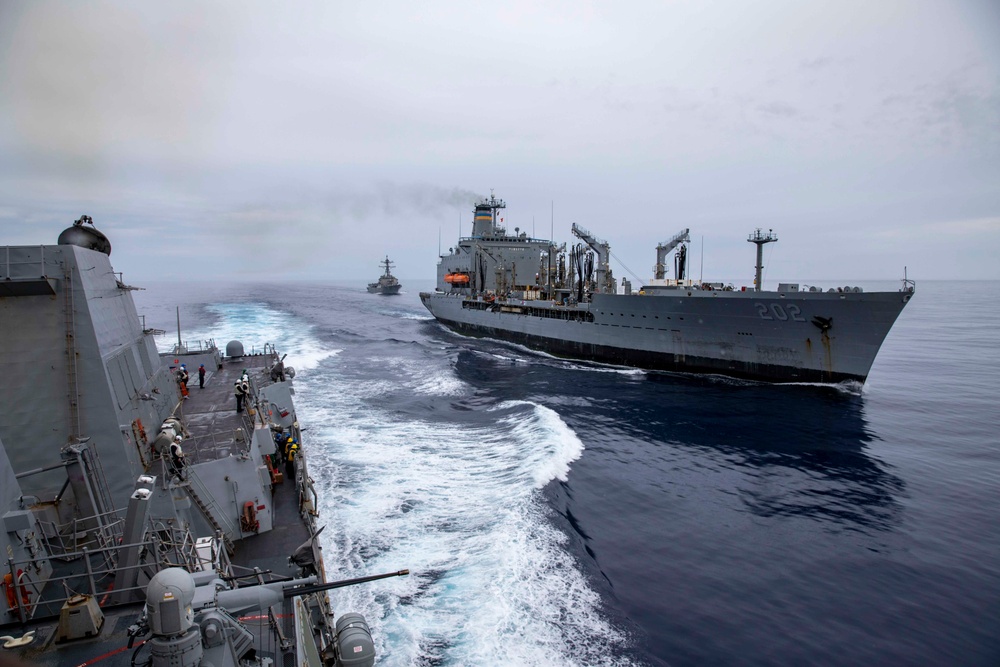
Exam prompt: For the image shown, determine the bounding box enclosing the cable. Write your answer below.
[762,243,777,288]
[610,251,644,284]
[130,640,151,667]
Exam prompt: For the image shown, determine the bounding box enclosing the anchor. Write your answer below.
[811,316,832,333]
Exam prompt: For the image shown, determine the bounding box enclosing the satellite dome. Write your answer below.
[226,340,245,358]
[57,215,112,255]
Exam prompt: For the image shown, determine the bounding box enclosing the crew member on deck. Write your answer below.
[169,435,186,480]
[198,363,206,388]
[285,437,298,478]
[235,378,246,413]
[273,431,287,463]
[176,364,190,399]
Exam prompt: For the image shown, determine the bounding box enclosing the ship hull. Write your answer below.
[420,288,912,383]
[368,283,402,295]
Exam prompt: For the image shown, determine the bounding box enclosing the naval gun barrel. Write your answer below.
[212,575,317,615]
[284,569,410,598]
[199,569,409,617]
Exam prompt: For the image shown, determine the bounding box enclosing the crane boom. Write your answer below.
[654,228,690,280]
[571,223,614,293]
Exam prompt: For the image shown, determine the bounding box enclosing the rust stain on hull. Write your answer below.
[821,332,833,379]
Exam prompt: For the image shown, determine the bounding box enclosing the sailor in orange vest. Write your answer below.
[176,364,190,398]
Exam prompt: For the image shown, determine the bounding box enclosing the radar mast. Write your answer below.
[747,228,778,292]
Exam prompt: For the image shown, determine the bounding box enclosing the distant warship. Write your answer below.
[367,256,402,295]
[421,195,915,384]
[0,216,406,665]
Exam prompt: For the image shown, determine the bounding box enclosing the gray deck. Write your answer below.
[5,353,322,667]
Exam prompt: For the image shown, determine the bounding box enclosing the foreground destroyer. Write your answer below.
[0,217,405,665]
[421,195,914,383]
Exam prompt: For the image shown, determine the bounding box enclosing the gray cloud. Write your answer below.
[1,0,998,281]
[757,102,800,118]
[800,57,834,70]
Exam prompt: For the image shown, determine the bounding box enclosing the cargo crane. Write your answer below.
[571,223,616,294]
[654,229,691,280]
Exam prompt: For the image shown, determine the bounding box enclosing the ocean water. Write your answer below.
[136,279,1000,667]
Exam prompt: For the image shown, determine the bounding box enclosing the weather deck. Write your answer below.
[174,352,316,573]
[5,353,322,667]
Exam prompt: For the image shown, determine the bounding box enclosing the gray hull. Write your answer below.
[0,223,394,663]
[368,283,402,295]
[420,288,912,383]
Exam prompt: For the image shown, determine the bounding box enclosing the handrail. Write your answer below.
[0,247,54,280]
[3,536,182,624]
[185,468,240,541]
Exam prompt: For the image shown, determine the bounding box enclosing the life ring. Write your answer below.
[3,570,31,612]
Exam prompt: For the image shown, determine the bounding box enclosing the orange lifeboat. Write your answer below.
[444,273,471,285]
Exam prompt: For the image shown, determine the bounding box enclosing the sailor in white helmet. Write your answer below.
[169,434,186,480]
[234,377,246,413]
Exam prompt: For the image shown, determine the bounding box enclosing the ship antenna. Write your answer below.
[700,235,704,284]
[176,306,182,352]
[747,228,778,292]
[549,201,555,297]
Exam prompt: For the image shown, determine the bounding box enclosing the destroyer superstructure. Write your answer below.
[0,216,405,666]
[367,256,402,295]
[420,195,914,384]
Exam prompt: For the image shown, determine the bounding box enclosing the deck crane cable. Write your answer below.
[610,250,644,285]
[762,243,777,288]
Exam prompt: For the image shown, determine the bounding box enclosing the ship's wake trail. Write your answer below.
[302,383,635,666]
[157,303,341,371]
[171,302,635,665]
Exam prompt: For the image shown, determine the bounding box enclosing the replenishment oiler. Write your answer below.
[0,216,406,666]
[421,195,915,384]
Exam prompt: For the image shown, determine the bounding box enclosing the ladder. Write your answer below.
[63,264,81,438]
[181,471,237,553]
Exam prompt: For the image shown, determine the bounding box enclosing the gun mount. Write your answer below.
[130,567,409,667]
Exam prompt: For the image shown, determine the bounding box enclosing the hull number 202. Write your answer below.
[755,302,806,322]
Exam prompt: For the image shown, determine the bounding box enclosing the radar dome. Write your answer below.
[146,568,195,636]
[57,215,112,255]
[226,340,245,358]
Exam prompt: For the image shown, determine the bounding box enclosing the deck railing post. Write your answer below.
[83,546,97,597]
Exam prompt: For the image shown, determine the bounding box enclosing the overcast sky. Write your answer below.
[1,0,997,285]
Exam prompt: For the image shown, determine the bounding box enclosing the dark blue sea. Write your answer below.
[135,279,1000,667]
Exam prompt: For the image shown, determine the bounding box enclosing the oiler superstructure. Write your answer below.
[0,216,405,665]
[420,195,915,384]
